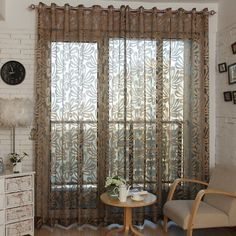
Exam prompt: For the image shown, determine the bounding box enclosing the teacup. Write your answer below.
[132,193,142,201]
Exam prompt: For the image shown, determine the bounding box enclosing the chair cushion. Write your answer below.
[204,165,236,225]
[163,200,229,230]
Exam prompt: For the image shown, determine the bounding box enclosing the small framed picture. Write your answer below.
[223,91,232,102]
[228,63,236,84]
[232,91,236,104]
[218,63,227,73]
[231,42,236,54]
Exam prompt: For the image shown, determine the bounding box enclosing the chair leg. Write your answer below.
[186,228,193,236]
[163,216,168,233]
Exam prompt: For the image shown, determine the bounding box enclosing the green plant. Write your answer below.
[8,152,28,166]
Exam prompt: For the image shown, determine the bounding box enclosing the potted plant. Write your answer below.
[8,152,28,173]
[105,175,126,197]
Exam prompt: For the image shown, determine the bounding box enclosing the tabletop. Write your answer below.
[100,192,157,208]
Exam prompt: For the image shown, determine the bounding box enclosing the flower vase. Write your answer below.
[13,162,22,173]
[107,185,118,198]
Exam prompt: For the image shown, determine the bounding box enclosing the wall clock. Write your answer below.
[0,61,26,85]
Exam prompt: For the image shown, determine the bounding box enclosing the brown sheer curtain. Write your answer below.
[35,3,210,227]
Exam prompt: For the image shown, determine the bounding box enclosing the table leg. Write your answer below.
[130,225,144,236]
[106,207,144,236]
[123,207,132,236]
[124,208,144,236]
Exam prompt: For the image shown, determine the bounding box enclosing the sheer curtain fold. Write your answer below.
[35,3,210,227]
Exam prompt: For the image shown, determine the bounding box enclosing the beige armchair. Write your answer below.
[163,165,236,236]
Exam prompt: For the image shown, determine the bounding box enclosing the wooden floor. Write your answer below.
[35,221,236,236]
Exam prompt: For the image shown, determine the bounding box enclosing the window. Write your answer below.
[108,39,186,186]
[50,39,187,190]
[51,42,98,190]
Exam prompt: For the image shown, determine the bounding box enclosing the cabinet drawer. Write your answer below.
[6,191,33,208]
[6,205,33,224]
[5,176,33,193]
[0,210,4,225]
[6,219,33,236]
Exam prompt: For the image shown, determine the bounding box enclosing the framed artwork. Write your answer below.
[223,91,232,102]
[218,62,227,73]
[228,63,236,84]
[232,91,236,104]
[231,42,236,54]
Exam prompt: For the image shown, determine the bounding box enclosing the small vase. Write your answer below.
[107,185,118,198]
[13,162,22,173]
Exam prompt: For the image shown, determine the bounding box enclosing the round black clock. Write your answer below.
[1,61,26,85]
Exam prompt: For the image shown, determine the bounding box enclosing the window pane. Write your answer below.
[108,39,157,181]
[51,42,97,122]
[51,42,98,188]
[109,39,157,122]
[108,39,186,184]
[163,40,185,121]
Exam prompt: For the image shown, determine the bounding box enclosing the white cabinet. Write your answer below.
[0,172,34,236]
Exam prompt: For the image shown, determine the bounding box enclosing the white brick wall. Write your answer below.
[0,30,35,172]
[216,24,236,166]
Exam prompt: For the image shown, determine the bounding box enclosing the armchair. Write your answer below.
[163,165,236,236]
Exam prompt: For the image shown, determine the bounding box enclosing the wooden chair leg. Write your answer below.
[187,228,193,236]
[163,216,168,233]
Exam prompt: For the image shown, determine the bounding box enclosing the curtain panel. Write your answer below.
[35,3,210,227]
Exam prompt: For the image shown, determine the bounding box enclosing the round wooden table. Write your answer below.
[100,192,157,236]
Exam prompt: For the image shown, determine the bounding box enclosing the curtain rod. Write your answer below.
[28,4,216,16]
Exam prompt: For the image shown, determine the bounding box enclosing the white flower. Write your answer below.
[105,175,126,188]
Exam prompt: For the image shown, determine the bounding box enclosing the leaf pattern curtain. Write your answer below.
[35,3,210,227]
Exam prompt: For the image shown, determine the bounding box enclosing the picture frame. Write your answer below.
[232,91,236,104]
[228,63,236,84]
[218,62,227,73]
[223,91,232,102]
[231,42,236,54]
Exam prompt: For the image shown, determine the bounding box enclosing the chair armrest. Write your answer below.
[167,178,209,201]
[202,189,236,198]
[188,189,236,230]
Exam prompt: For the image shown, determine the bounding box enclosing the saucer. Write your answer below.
[131,196,144,202]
